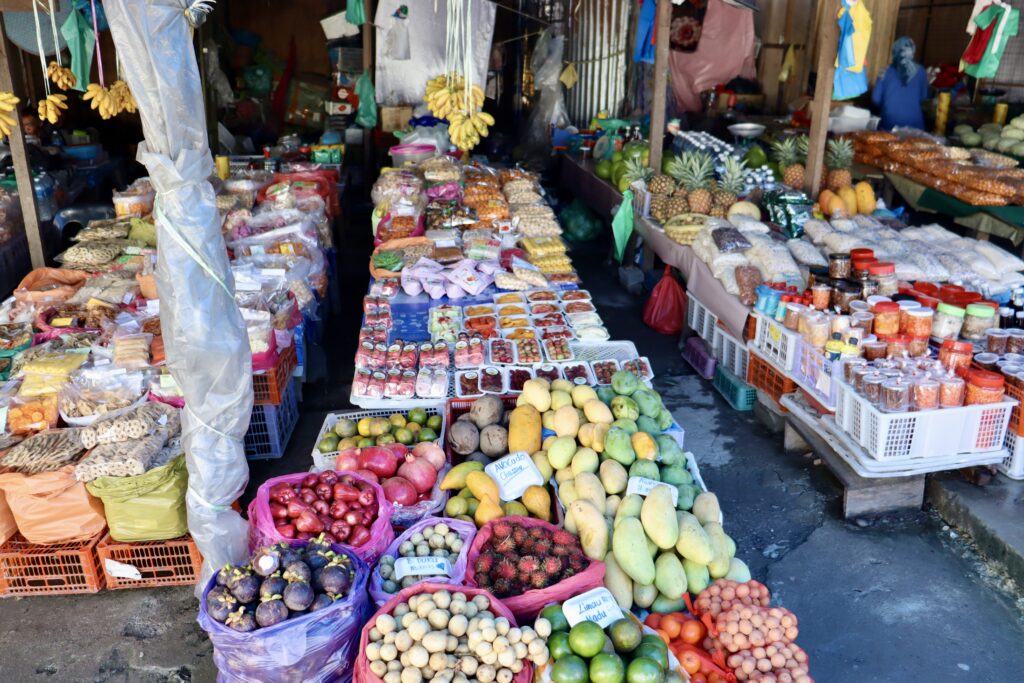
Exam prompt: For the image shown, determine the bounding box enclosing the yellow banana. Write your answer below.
[0,91,19,114]
[38,94,68,125]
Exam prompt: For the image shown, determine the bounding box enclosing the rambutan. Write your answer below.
[474,552,496,576]
[492,520,513,539]
[519,555,540,574]
[532,539,552,557]
[520,539,536,555]
[567,553,587,574]
[494,535,515,554]
[493,578,511,596]
[552,543,571,557]
[530,571,550,589]
[552,529,576,546]
[528,527,546,540]
[512,526,528,545]
[495,559,517,580]
[542,556,563,575]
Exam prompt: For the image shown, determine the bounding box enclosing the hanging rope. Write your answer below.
[90,0,104,86]
[46,0,61,67]
[30,1,51,96]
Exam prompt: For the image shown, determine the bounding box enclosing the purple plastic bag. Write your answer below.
[197,541,370,683]
[367,516,477,607]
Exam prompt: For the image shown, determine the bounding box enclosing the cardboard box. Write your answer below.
[381,105,413,133]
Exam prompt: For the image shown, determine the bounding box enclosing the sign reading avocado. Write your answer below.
[562,587,622,628]
[485,451,544,501]
[625,476,679,506]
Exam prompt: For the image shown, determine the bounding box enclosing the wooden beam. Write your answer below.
[805,0,839,198]
[648,0,672,173]
[0,31,44,267]
[759,0,789,112]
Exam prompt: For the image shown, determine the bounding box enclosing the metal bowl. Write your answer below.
[728,123,767,139]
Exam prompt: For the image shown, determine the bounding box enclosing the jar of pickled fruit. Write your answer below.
[913,378,939,411]
[962,303,997,341]
[966,369,1005,405]
[939,374,966,408]
[869,262,898,296]
[939,339,973,375]
[810,283,831,310]
[902,307,933,337]
[932,303,966,340]
[873,302,900,336]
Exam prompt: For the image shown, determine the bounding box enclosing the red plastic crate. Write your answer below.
[253,344,297,405]
[747,346,797,411]
[0,532,105,596]
[97,534,203,590]
[445,395,519,463]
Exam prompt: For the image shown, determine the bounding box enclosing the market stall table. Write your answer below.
[557,152,623,219]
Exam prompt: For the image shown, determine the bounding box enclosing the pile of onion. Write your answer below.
[334,442,446,508]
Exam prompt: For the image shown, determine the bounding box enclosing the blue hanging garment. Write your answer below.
[634,0,656,64]
[74,0,108,32]
[833,9,868,100]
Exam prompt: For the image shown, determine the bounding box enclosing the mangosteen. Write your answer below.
[215,564,235,587]
[207,592,238,622]
[282,581,315,612]
[225,607,257,632]
[251,548,281,578]
[283,560,312,584]
[307,551,330,571]
[208,585,230,602]
[255,596,290,628]
[230,574,261,604]
[259,575,288,600]
[305,534,332,556]
[318,564,352,596]
[308,593,334,612]
[277,546,303,567]
[226,566,253,591]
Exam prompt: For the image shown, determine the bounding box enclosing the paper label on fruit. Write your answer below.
[104,558,143,580]
[562,588,622,628]
[394,556,453,580]
[625,477,679,506]
[486,451,544,501]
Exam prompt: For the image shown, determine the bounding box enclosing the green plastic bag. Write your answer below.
[347,0,366,26]
[612,190,635,263]
[559,199,604,244]
[356,71,378,128]
[86,455,188,542]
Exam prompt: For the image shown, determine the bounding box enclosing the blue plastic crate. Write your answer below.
[293,323,306,378]
[245,377,299,460]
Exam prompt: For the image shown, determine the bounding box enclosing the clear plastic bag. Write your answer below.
[80,401,181,449]
[787,239,828,267]
[712,226,752,254]
[735,265,763,306]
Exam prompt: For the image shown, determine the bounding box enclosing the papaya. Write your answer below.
[640,485,679,549]
[631,432,659,461]
[612,518,656,584]
[508,405,542,454]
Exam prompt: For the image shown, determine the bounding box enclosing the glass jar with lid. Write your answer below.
[881,378,910,412]
[903,308,933,337]
[966,369,1005,405]
[829,253,852,280]
[931,303,966,340]
[897,301,921,333]
[939,339,973,375]
[873,301,900,336]
[868,262,898,296]
[987,328,1010,354]
[962,303,997,341]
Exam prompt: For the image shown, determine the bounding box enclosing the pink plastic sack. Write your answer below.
[248,471,395,565]
[353,582,533,683]
[463,516,606,623]
[367,516,477,607]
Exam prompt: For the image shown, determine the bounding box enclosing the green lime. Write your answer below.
[357,437,375,448]
[590,653,626,683]
[388,413,407,428]
[612,150,624,163]
[317,433,340,454]
[406,421,421,435]
[625,657,664,683]
[444,496,468,516]
[596,159,613,179]
[540,604,569,633]
[639,635,667,652]
[394,428,413,445]
[426,414,442,431]
[568,621,607,658]
[418,427,437,442]
[608,618,642,654]
[551,654,589,683]
[632,644,667,671]
[548,631,573,661]
[664,672,685,683]
[407,408,427,425]
[376,434,396,445]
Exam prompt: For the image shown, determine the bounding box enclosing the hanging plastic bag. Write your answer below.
[355,72,378,128]
[612,191,635,263]
[385,7,410,61]
[346,0,366,26]
[643,266,687,336]
[0,465,107,544]
[85,454,188,542]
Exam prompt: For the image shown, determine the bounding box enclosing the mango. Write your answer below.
[521,379,552,412]
[576,408,587,426]
[628,459,659,481]
[641,486,678,549]
[532,452,553,481]
[654,552,687,600]
[599,460,628,494]
[475,496,504,526]
[676,484,699,511]
[440,461,485,490]
[563,509,577,534]
[633,582,658,609]
[659,465,693,486]
[466,471,500,504]
[635,416,660,435]
[611,370,639,396]
[655,435,685,466]
[558,480,578,505]
[611,418,638,435]
[583,399,614,425]
[572,385,599,409]
[692,492,721,524]
[604,427,636,466]
[542,410,557,431]
[574,471,606,510]
[605,494,621,517]
[522,485,552,521]
[651,593,687,614]
[531,377,551,391]
[543,435,557,450]
[578,423,595,448]
[551,379,574,394]
[612,518,656,584]
[550,390,573,411]
[596,386,617,404]
[725,557,752,582]
[508,405,542,454]
[571,448,599,476]
[704,522,736,558]
[614,493,643,528]
[553,405,580,438]
[632,389,662,418]
[603,552,634,610]
[503,501,529,517]
[631,432,659,461]
[569,499,608,560]
[675,511,714,564]
[683,558,711,594]
[554,467,575,485]
[591,423,610,453]
[656,408,674,431]
[611,396,640,421]
[547,436,578,469]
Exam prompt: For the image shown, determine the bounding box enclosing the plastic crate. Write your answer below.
[97,534,202,590]
[711,325,750,379]
[245,377,300,460]
[0,532,105,596]
[1000,430,1024,480]
[445,395,520,462]
[685,290,718,342]
[312,403,447,470]
[751,311,799,373]
[746,345,797,411]
[789,338,840,412]
[682,336,717,380]
[253,344,297,406]
[713,365,756,412]
[1004,381,1024,437]
[833,378,1015,462]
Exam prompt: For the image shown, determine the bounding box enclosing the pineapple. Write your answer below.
[622,157,655,186]
[680,151,715,215]
[664,154,687,184]
[650,195,670,222]
[772,137,806,190]
[714,157,747,209]
[665,193,690,218]
[826,138,855,191]
[649,174,676,195]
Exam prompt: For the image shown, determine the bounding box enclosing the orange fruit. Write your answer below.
[660,616,681,640]
[681,619,706,645]
[645,613,661,629]
[654,629,671,645]
[680,651,702,675]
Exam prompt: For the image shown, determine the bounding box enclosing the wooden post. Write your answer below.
[805,0,839,199]
[0,31,44,267]
[648,0,672,173]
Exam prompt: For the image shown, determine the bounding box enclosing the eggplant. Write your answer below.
[282,581,315,611]
[259,575,288,600]
[255,597,290,628]
[308,593,334,612]
[230,574,261,604]
[283,561,311,584]
[251,548,281,578]
[317,564,352,596]
[225,607,257,632]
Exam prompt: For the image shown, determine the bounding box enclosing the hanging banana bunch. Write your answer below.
[47,61,75,90]
[0,92,19,137]
[38,93,68,125]
[84,83,117,119]
[109,80,136,114]
[434,1,493,152]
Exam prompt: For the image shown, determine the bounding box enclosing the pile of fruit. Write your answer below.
[329,442,447,511]
[204,539,356,631]
[470,519,588,598]
[376,521,467,595]
[594,142,651,193]
[318,410,443,454]
[648,152,751,222]
[265,472,382,546]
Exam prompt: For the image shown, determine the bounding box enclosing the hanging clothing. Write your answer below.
[963,7,998,65]
[967,0,992,35]
[872,65,928,130]
[833,1,872,101]
[634,0,656,64]
[964,3,1020,79]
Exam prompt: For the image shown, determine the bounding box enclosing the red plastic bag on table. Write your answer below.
[463,516,605,623]
[643,266,687,335]
[247,471,395,566]
[353,582,533,683]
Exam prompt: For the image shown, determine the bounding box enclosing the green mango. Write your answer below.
[629,460,660,481]
[651,593,688,614]
[611,370,639,396]
[610,396,640,421]
[659,465,693,486]
[676,484,698,511]
[632,389,662,418]
[614,493,643,528]
[611,418,638,435]
[604,427,636,466]
[654,435,684,466]
[597,386,617,405]
[636,416,660,435]
[656,408,675,432]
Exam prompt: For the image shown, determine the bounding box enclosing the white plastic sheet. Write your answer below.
[104,0,251,595]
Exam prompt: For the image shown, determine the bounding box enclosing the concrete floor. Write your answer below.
[2,188,1023,682]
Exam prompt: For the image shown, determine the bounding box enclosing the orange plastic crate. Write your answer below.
[253,344,297,405]
[1005,381,1024,437]
[0,532,105,596]
[97,534,203,590]
[747,347,797,410]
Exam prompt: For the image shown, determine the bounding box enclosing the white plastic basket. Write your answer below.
[311,404,447,470]
[686,290,718,342]
[752,311,799,373]
[711,325,749,379]
[833,378,1015,462]
[1000,429,1024,480]
[789,338,840,411]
